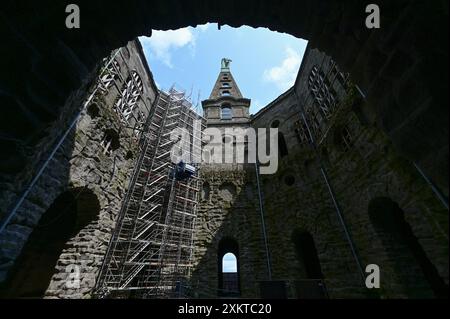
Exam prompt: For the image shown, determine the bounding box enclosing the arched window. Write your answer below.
[114,71,143,121]
[134,110,146,137]
[333,125,353,152]
[101,129,120,155]
[222,82,230,88]
[221,106,232,120]
[218,238,240,297]
[308,65,337,119]
[1,188,100,298]
[98,56,120,95]
[292,230,326,299]
[271,120,280,128]
[278,132,288,158]
[222,253,238,294]
[369,198,448,298]
[305,105,323,138]
[201,182,210,201]
[284,175,295,186]
[294,120,310,145]
[329,59,350,89]
[87,103,100,118]
[221,90,231,96]
[292,230,323,279]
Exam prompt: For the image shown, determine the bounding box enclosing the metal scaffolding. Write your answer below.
[94,87,205,298]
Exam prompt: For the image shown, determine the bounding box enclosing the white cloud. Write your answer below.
[263,47,302,91]
[139,24,212,68]
[196,23,211,32]
[140,28,194,68]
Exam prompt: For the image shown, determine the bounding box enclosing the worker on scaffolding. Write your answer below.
[173,161,196,181]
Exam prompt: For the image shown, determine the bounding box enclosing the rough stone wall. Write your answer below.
[203,97,251,126]
[0,78,95,286]
[319,96,449,298]
[191,155,365,298]
[294,47,449,297]
[0,39,158,298]
[190,165,269,298]
[0,1,447,299]
[190,47,448,299]
[251,88,298,150]
[259,147,366,298]
[2,1,446,198]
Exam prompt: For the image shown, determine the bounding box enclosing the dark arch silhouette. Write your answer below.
[0,188,100,298]
[292,230,323,279]
[278,132,288,158]
[217,237,240,297]
[369,197,448,298]
[291,230,326,299]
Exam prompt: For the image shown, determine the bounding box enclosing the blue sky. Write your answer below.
[139,23,307,115]
[222,253,237,273]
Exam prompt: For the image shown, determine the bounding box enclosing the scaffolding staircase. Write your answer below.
[94,88,204,298]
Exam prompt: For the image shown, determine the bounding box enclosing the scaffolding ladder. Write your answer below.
[94,88,204,298]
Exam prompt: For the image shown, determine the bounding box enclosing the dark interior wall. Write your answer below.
[317,90,449,298]
[0,0,447,198]
[0,38,158,298]
[0,0,447,300]
[0,188,100,298]
[369,198,448,298]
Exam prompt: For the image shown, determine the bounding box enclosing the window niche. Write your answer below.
[219,183,236,202]
[368,197,448,298]
[201,182,210,201]
[291,230,327,299]
[125,150,133,160]
[101,129,120,155]
[221,105,232,120]
[87,103,100,119]
[278,132,288,158]
[98,57,120,95]
[114,71,143,122]
[294,120,310,145]
[218,237,240,297]
[284,175,295,186]
[308,65,339,120]
[271,120,280,128]
[333,125,353,152]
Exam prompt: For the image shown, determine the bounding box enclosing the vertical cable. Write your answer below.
[0,49,122,235]
[255,162,272,280]
[413,162,448,210]
[295,91,366,284]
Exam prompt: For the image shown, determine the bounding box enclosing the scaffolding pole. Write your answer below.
[94,87,205,298]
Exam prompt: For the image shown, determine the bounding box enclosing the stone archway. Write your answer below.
[0,187,100,298]
[1,1,447,196]
[291,229,327,298]
[217,237,240,297]
[368,197,448,298]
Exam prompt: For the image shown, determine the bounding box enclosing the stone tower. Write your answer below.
[202,58,251,129]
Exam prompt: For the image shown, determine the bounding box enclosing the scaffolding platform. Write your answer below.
[94,87,205,298]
